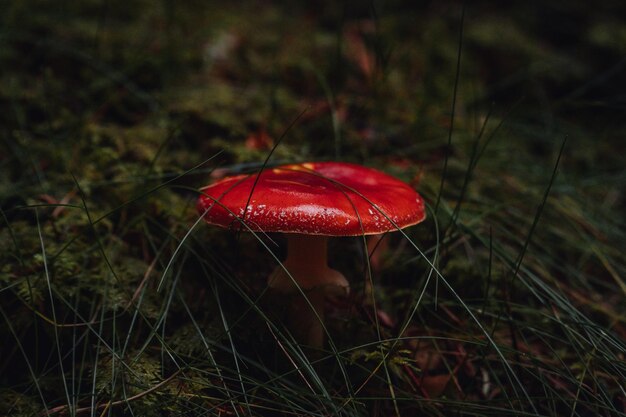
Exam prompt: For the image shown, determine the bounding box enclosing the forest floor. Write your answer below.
[1,1,625,416]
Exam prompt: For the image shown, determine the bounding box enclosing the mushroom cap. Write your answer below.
[197,162,426,236]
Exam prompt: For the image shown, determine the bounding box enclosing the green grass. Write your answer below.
[1,1,625,416]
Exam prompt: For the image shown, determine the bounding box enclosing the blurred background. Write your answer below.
[1,1,625,416]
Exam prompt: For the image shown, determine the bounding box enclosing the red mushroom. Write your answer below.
[197,162,426,347]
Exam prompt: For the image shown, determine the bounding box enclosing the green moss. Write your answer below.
[0,2,624,416]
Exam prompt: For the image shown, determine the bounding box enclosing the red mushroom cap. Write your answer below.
[197,162,426,236]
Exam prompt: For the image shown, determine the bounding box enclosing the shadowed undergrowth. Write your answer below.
[1,1,625,416]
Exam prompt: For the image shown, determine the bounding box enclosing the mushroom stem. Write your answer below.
[268,234,349,348]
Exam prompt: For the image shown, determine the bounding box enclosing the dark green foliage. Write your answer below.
[1,1,625,416]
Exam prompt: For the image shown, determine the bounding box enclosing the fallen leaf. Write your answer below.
[244,127,273,151]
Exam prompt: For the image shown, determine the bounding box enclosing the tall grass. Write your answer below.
[1,1,624,416]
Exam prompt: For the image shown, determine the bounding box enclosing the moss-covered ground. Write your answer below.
[1,1,624,416]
